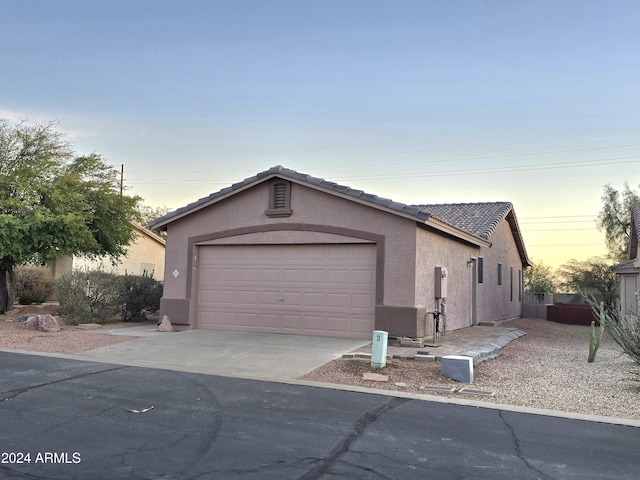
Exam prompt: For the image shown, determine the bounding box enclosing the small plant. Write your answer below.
[120,272,163,322]
[14,266,54,304]
[56,270,123,325]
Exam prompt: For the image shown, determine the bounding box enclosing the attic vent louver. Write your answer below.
[274,183,287,209]
[265,180,292,217]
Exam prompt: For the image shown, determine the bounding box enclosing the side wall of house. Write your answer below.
[160,181,421,332]
[415,226,479,334]
[73,233,165,279]
[475,219,524,323]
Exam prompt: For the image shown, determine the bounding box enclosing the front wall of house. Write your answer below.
[160,181,419,331]
[476,220,524,323]
[415,226,479,334]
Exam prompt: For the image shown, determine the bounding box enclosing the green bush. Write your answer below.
[56,270,124,325]
[14,266,54,304]
[121,273,163,322]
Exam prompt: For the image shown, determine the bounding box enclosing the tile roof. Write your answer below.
[411,202,514,241]
[149,165,529,264]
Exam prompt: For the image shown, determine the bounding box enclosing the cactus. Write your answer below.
[587,314,605,363]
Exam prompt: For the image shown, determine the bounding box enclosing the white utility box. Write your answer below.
[371,330,388,369]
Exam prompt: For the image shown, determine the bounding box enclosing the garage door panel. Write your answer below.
[326,317,348,333]
[258,313,281,328]
[261,269,281,282]
[282,269,304,282]
[304,269,326,283]
[328,270,350,284]
[259,291,281,305]
[351,317,375,335]
[280,314,301,330]
[302,292,325,307]
[239,290,259,305]
[240,269,260,281]
[197,244,375,338]
[301,314,325,332]
[352,270,375,285]
[327,293,349,308]
[351,294,374,309]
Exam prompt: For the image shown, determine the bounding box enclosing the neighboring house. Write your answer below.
[149,166,530,339]
[611,204,640,317]
[46,222,166,281]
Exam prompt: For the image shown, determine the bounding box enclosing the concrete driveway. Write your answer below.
[74,326,370,381]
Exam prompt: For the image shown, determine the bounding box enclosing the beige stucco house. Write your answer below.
[47,222,166,281]
[612,204,640,318]
[150,166,530,339]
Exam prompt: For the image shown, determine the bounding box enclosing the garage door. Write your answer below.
[196,244,376,338]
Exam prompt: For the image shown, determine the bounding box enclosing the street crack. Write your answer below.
[0,366,128,402]
[297,397,410,480]
[498,410,556,480]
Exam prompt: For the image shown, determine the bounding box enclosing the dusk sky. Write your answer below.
[2,1,639,268]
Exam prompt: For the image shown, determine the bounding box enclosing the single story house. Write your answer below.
[150,166,530,339]
[612,204,640,318]
[46,222,166,281]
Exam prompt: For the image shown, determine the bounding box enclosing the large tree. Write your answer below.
[557,256,619,306]
[0,119,141,313]
[596,182,640,261]
[524,261,556,294]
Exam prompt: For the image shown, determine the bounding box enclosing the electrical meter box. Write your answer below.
[435,266,448,298]
[371,330,388,369]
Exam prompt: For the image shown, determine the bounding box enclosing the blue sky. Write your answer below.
[2,1,639,268]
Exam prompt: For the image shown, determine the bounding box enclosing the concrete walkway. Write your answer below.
[352,325,526,364]
[73,323,525,380]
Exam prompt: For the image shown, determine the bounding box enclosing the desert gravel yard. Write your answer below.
[301,318,640,421]
[2,306,639,421]
[0,304,140,354]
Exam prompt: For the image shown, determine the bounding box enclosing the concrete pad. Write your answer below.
[72,329,370,382]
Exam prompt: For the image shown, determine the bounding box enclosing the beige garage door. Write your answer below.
[196,244,376,338]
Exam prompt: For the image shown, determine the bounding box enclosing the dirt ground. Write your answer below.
[0,304,142,354]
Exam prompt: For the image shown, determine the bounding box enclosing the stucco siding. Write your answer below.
[415,226,479,333]
[161,182,419,325]
[476,220,523,323]
[71,230,165,279]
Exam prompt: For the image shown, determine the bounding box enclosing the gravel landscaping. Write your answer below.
[0,304,140,354]
[301,318,640,421]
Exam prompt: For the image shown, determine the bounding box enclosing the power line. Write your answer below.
[332,156,640,180]
[126,142,640,174]
[125,155,640,185]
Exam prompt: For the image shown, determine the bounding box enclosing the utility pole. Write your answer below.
[120,164,124,196]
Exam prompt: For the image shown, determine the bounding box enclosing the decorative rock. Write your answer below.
[158,315,174,332]
[394,382,409,388]
[23,314,60,332]
[362,372,389,382]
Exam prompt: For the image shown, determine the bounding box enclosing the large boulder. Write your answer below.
[23,314,61,332]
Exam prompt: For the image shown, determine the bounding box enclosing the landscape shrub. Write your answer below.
[121,272,163,322]
[56,270,123,325]
[14,266,54,304]
[586,295,640,367]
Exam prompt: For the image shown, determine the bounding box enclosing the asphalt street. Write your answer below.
[1,351,638,480]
